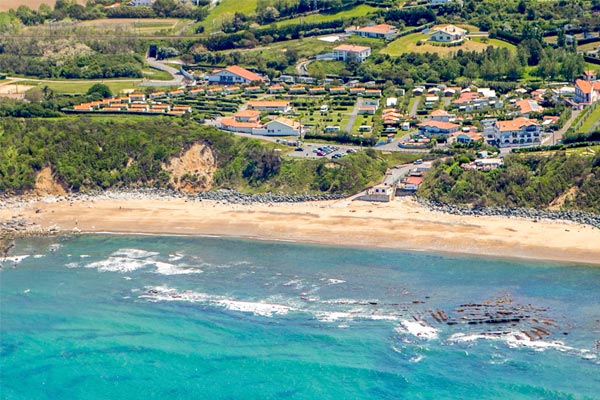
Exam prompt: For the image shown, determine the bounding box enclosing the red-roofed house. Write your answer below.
[347,24,398,40]
[418,120,460,136]
[449,130,483,144]
[208,65,266,85]
[430,109,455,122]
[574,79,600,104]
[515,99,543,118]
[333,45,371,63]
[405,176,423,191]
[219,109,262,133]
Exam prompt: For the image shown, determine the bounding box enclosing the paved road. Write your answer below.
[143,57,185,87]
[542,108,581,145]
[409,97,421,118]
[345,97,363,133]
[296,59,313,76]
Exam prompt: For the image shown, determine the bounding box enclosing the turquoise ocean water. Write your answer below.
[1,234,599,399]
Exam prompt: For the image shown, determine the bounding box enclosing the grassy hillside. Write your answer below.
[200,0,258,32]
[0,117,409,195]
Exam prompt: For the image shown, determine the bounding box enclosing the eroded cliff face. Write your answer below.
[32,166,67,197]
[162,143,217,193]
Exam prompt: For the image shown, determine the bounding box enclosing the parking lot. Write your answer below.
[284,141,361,159]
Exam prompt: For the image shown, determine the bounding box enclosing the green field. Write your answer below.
[382,33,515,57]
[307,60,348,77]
[274,4,377,28]
[578,106,600,133]
[13,80,146,94]
[200,0,258,32]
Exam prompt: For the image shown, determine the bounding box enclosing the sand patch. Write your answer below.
[0,85,34,98]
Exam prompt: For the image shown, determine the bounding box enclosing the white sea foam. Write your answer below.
[409,355,424,363]
[168,253,185,262]
[111,248,159,259]
[84,257,153,273]
[315,311,353,322]
[396,320,439,340]
[326,278,346,285]
[1,255,29,264]
[153,261,203,275]
[139,286,292,317]
[448,331,598,359]
[33,254,45,259]
[80,254,90,259]
[215,300,292,317]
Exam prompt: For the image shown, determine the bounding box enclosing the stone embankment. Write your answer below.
[418,199,600,229]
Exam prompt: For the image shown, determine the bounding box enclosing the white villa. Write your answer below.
[255,117,303,136]
[332,45,372,63]
[494,117,541,147]
[346,24,398,40]
[429,25,467,43]
[207,65,266,85]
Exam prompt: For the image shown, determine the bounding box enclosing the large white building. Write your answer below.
[332,45,371,63]
[207,65,266,85]
[429,25,467,43]
[494,117,541,147]
[253,117,303,136]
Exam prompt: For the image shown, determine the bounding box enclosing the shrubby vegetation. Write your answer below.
[418,151,600,212]
[0,117,390,195]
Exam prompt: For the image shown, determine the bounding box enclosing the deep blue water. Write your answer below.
[1,234,599,399]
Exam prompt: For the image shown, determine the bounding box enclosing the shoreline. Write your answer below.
[2,192,600,266]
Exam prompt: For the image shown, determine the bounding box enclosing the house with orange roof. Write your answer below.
[349,87,366,95]
[494,117,541,147]
[404,176,423,191]
[219,111,263,133]
[288,85,307,94]
[257,117,303,136]
[247,100,291,113]
[73,103,93,111]
[188,88,205,96]
[129,93,146,102]
[515,99,543,118]
[149,91,166,100]
[169,90,185,98]
[365,89,382,97]
[418,120,460,136]
[268,84,285,94]
[430,109,456,122]
[309,87,326,95]
[102,106,124,112]
[208,65,266,85]
[449,129,483,144]
[574,79,600,104]
[328,86,346,94]
[244,86,263,94]
[347,24,398,40]
[333,45,371,63]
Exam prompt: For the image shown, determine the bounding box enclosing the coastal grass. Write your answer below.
[578,106,600,133]
[200,0,258,32]
[307,60,348,77]
[142,69,174,81]
[273,4,377,28]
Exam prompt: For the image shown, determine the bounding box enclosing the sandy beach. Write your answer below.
[2,194,600,265]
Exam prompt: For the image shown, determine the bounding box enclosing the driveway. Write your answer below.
[143,57,185,87]
[345,97,363,133]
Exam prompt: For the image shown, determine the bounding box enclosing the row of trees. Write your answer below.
[7,0,208,26]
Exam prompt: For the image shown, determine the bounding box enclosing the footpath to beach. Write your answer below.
[1,191,600,266]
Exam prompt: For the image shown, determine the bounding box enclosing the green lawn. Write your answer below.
[142,69,174,81]
[578,106,600,133]
[274,4,377,28]
[382,33,515,57]
[307,60,348,77]
[14,80,145,95]
[470,37,516,51]
[200,0,258,32]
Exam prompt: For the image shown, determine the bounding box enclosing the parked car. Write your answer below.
[295,147,304,151]
[346,148,357,153]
